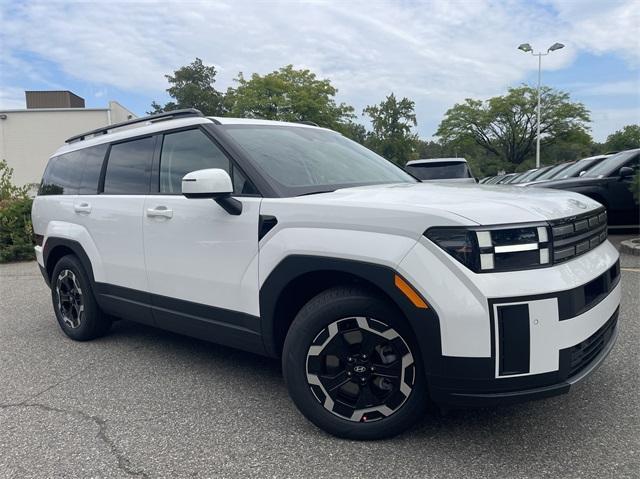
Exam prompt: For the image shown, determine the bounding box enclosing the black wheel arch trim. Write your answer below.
[42,237,96,285]
[258,255,443,372]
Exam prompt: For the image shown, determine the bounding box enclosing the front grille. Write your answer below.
[566,308,618,378]
[550,208,607,264]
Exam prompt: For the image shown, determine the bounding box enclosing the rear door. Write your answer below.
[87,136,156,324]
[142,127,262,348]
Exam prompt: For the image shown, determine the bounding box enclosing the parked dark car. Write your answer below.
[543,154,611,182]
[540,149,639,227]
[516,161,575,186]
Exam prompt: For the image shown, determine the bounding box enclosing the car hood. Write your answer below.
[309,182,602,225]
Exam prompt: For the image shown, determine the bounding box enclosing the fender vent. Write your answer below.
[258,215,277,241]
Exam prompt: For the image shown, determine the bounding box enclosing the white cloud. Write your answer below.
[0,87,26,110]
[0,0,638,138]
[590,107,640,142]
[573,80,640,96]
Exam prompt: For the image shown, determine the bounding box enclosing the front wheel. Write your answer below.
[282,286,427,439]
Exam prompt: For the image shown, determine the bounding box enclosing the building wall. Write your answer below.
[0,104,136,187]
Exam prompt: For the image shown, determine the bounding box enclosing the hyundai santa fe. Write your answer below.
[32,109,621,439]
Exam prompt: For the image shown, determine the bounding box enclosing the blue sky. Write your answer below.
[1,0,638,142]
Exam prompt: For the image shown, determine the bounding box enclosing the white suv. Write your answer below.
[32,109,621,439]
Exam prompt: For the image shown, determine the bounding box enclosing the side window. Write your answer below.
[232,166,258,195]
[78,144,108,194]
[624,156,639,173]
[159,129,230,193]
[103,137,155,194]
[39,151,83,195]
[39,144,110,196]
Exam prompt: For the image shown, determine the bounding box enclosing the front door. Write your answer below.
[142,128,262,349]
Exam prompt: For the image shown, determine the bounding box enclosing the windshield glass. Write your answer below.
[526,166,554,181]
[583,150,638,178]
[509,169,538,184]
[535,162,573,180]
[222,125,416,195]
[405,161,471,180]
[557,157,604,179]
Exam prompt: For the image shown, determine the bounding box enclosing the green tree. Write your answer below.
[225,65,355,129]
[604,124,640,152]
[436,85,591,166]
[363,93,418,165]
[150,58,225,115]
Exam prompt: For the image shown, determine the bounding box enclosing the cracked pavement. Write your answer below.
[0,236,638,478]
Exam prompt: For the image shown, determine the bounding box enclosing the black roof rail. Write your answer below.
[299,120,319,127]
[65,108,204,144]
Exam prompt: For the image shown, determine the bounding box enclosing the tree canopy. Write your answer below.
[363,93,418,165]
[149,58,225,116]
[225,65,355,129]
[604,124,640,152]
[436,85,591,165]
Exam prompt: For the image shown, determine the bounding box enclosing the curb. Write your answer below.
[620,238,640,256]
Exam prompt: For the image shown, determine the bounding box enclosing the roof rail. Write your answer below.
[65,108,204,143]
[299,120,319,127]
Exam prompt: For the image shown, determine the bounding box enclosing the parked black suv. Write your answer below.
[540,149,639,227]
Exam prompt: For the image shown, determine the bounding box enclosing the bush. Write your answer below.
[0,198,34,262]
[0,160,35,263]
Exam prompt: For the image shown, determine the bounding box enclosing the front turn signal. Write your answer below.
[394,275,428,309]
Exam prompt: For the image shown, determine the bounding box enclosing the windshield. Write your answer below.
[405,161,472,180]
[557,157,605,179]
[535,162,573,181]
[526,166,554,181]
[222,125,416,195]
[583,150,638,178]
[509,169,537,184]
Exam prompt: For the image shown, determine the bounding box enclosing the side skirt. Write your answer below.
[94,283,266,355]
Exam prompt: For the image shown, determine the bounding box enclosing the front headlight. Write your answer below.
[426,224,550,273]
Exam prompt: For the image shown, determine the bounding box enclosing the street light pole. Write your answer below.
[536,52,541,169]
[518,42,565,168]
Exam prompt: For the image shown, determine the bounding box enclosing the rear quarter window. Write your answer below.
[39,144,108,195]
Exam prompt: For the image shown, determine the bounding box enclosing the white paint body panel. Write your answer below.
[142,196,261,315]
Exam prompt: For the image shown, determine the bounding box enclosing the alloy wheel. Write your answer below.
[306,316,415,422]
[55,269,84,329]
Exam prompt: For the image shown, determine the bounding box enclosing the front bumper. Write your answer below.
[429,307,618,407]
[397,238,621,408]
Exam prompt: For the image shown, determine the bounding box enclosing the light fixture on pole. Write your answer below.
[518,42,565,168]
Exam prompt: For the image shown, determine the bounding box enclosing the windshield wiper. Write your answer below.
[297,189,336,196]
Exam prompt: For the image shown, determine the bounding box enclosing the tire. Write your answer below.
[50,254,112,341]
[282,286,427,440]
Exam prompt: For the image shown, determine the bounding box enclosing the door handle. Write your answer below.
[146,206,173,219]
[74,202,92,214]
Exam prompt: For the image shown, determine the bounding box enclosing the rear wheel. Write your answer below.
[283,286,427,439]
[51,255,111,341]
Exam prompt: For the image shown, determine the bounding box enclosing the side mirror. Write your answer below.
[579,170,586,177]
[619,166,634,179]
[182,169,242,215]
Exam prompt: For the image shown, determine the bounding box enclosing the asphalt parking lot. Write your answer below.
[1,236,638,479]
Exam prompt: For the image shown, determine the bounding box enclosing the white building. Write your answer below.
[0,91,136,187]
